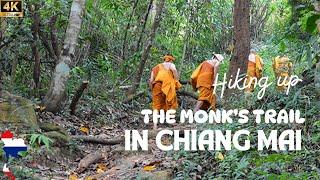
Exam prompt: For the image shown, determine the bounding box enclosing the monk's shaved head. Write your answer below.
[163,54,175,62]
[212,53,224,62]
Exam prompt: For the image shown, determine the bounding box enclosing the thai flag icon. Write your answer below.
[1,130,27,158]
[3,163,15,180]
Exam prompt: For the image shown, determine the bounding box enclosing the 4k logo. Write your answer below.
[0,0,23,17]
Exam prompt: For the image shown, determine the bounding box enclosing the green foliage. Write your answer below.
[253,153,293,167]
[29,133,53,149]
[171,57,320,178]
[301,11,320,34]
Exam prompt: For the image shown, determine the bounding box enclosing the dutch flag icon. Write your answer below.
[1,130,27,158]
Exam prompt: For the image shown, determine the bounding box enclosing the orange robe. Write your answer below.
[245,54,263,92]
[272,56,292,91]
[191,61,216,111]
[151,64,181,111]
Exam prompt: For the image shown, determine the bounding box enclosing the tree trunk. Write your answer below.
[121,0,139,61]
[129,0,165,95]
[49,15,60,63]
[38,28,55,61]
[42,0,86,113]
[135,0,153,52]
[31,4,41,89]
[227,0,250,91]
[0,18,6,97]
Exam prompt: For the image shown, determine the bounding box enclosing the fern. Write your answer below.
[29,134,53,149]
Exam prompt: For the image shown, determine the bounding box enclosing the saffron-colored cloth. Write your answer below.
[272,56,292,91]
[190,62,203,90]
[151,64,181,111]
[245,54,263,92]
[191,61,215,89]
[152,82,166,110]
[198,87,216,111]
[190,61,216,110]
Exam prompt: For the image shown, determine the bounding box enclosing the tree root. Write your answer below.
[73,127,189,174]
[72,135,124,145]
[76,149,108,173]
[71,128,188,145]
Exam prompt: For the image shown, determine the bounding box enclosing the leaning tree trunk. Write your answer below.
[227,0,250,92]
[129,0,165,95]
[42,0,86,113]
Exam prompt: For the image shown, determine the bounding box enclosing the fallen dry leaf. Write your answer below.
[216,152,224,161]
[97,168,104,174]
[35,105,46,112]
[97,163,107,174]
[85,176,93,180]
[80,127,89,135]
[69,173,78,180]
[143,165,156,171]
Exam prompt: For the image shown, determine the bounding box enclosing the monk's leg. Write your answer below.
[195,86,206,111]
[209,94,216,111]
[152,95,160,130]
[152,94,162,110]
[194,101,204,112]
[196,87,214,111]
[159,93,167,110]
[153,93,167,130]
[245,65,257,92]
[245,76,254,92]
[152,92,164,130]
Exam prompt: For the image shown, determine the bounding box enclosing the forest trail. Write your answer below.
[33,109,197,179]
[87,143,172,179]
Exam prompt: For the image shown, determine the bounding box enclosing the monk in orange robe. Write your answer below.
[191,54,224,112]
[245,49,264,93]
[272,56,292,92]
[149,54,181,111]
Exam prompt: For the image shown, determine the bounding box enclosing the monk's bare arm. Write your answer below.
[149,72,154,90]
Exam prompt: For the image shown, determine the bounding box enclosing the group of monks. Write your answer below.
[148,53,224,115]
[148,50,292,128]
[244,49,293,93]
